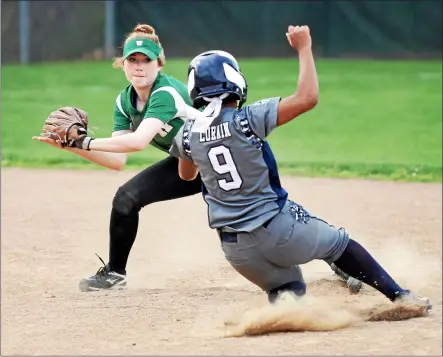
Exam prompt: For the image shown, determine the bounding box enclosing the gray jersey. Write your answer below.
[170,97,288,232]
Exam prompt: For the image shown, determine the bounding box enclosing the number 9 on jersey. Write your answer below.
[208,145,243,191]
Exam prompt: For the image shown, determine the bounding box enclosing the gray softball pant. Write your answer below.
[218,200,350,293]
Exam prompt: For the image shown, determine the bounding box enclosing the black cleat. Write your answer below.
[79,254,126,292]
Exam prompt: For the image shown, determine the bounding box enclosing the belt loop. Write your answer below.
[219,230,238,243]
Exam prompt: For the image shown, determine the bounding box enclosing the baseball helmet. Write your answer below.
[187,50,248,109]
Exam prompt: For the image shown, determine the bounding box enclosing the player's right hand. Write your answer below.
[286,25,312,52]
[32,136,64,149]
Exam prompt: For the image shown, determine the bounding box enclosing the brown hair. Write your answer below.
[112,24,166,69]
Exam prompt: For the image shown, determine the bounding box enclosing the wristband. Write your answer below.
[82,137,94,151]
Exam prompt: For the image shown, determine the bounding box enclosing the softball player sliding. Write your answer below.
[169,25,431,310]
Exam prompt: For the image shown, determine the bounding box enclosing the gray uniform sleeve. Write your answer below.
[245,97,281,139]
[169,126,193,162]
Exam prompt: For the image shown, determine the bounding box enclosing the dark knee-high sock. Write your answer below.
[333,239,405,301]
[108,208,139,274]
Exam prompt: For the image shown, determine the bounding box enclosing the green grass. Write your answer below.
[2,58,442,181]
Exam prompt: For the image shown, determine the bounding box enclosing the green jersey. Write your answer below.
[113,72,192,153]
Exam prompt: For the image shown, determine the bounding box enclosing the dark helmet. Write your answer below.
[187,50,248,109]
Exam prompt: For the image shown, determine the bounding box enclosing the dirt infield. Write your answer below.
[2,168,442,355]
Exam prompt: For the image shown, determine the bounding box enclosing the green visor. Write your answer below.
[123,38,162,60]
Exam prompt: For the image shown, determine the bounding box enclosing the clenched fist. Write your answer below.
[286,25,312,52]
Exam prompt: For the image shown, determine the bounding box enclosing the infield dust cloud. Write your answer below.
[222,294,361,337]
[368,238,442,292]
[222,292,429,337]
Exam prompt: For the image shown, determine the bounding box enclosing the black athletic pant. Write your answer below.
[108,156,202,274]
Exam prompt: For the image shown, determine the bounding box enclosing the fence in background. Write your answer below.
[116,0,442,59]
[2,0,109,64]
[2,0,442,65]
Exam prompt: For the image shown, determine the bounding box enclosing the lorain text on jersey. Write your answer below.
[199,122,232,143]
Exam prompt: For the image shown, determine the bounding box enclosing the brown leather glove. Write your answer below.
[41,106,90,148]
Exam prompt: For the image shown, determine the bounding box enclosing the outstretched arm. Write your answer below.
[32,130,130,171]
[277,25,319,127]
[87,118,165,153]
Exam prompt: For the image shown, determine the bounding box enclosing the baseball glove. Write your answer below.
[41,107,89,148]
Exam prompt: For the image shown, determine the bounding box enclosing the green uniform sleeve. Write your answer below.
[144,90,179,124]
[113,94,132,132]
